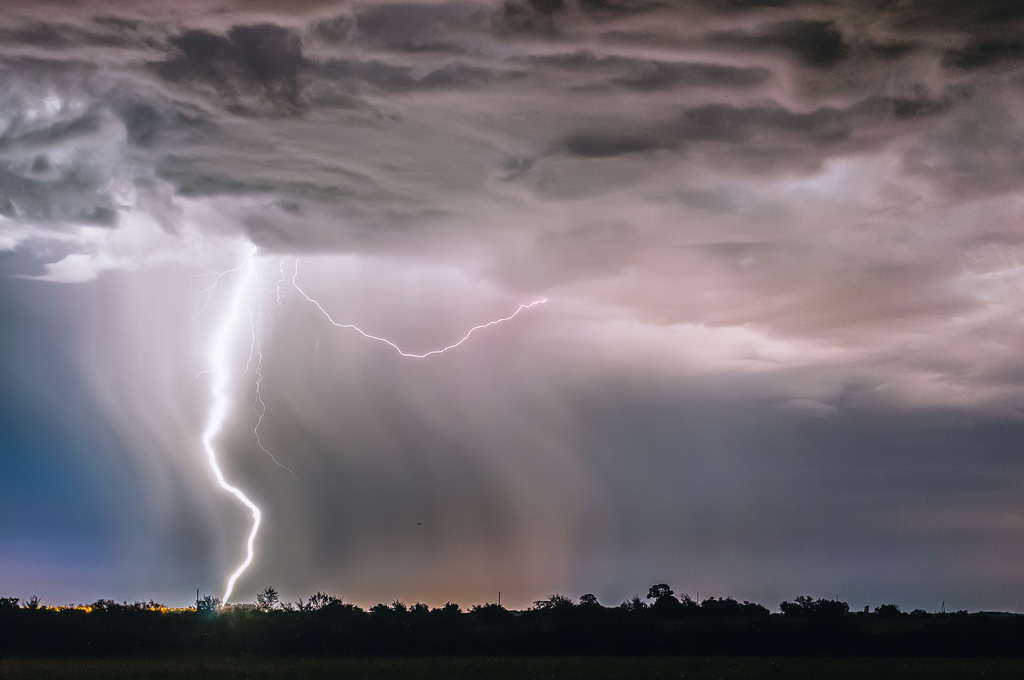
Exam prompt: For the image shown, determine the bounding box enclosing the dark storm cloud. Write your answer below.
[494,0,566,36]
[526,52,770,90]
[562,133,661,157]
[154,24,305,109]
[576,0,666,17]
[0,21,137,50]
[351,2,488,52]
[156,153,379,202]
[707,20,849,68]
[314,58,514,93]
[553,90,965,173]
[944,40,1024,70]
[614,60,770,90]
[0,0,1017,268]
[495,0,680,39]
[311,14,354,44]
[5,0,1024,612]
[675,101,850,143]
[902,95,1024,197]
[0,0,990,238]
[884,0,1024,29]
[111,97,197,148]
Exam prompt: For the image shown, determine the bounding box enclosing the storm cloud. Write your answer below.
[2,0,1024,612]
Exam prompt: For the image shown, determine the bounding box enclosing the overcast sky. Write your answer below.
[3,0,1024,612]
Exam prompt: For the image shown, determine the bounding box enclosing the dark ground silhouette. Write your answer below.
[2,588,1023,657]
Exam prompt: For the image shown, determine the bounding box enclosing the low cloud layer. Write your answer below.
[2,1,1024,611]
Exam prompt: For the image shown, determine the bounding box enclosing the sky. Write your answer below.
[2,0,1024,613]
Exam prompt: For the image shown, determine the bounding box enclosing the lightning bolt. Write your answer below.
[200,245,261,605]
[199,247,547,604]
[290,260,548,358]
[250,262,299,480]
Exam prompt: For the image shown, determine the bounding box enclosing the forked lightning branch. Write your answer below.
[198,245,547,603]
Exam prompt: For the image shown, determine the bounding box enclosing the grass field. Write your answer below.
[4,656,1024,679]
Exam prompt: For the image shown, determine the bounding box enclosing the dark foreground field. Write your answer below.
[5,656,1024,680]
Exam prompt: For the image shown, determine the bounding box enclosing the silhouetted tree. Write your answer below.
[90,599,123,612]
[298,591,341,611]
[620,595,647,612]
[471,602,513,623]
[197,594,221,612]
[432,602,461,615]
[678,593,700,613]
[647,584,673,601]
[1,586,1024,658]
[25,595,40,610]
[255,586,279,610]
[814,599,850,618]
[780,595,815,615]
[740,600,770,617]
[533,594,574,611]
[780,596,848,618]
[370,603,391,615]
[647,584,685,615]
[701,596,745,617]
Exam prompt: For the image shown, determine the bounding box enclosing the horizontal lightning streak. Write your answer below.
[290,261,548,358]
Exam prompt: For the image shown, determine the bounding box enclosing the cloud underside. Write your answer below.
[0,1,1022,406]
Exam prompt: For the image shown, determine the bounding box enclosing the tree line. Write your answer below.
[2,585,1023,657]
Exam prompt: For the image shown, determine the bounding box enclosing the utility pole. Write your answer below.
[498,592,501,607]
